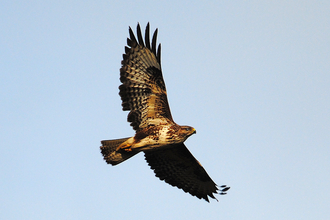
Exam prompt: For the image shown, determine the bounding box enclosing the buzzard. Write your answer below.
[100,23,230,202]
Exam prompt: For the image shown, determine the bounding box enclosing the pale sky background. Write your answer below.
[1,1,329,220]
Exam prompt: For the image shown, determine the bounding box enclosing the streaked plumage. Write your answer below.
[100,23,229,202]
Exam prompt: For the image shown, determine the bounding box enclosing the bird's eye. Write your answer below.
[185,127,190,131]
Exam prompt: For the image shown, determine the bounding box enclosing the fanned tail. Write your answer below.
[100,137,138,165]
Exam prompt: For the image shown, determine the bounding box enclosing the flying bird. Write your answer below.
[100,23,230,202]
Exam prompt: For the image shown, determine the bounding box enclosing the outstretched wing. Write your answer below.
[119,23,174,131]
[144,143,230,202]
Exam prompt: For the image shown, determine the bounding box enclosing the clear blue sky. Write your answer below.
[1,1,329,219]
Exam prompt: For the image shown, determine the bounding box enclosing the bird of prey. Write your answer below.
[100,23,230,202]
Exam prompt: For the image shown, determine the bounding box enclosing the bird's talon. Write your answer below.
[118,143,132,152]
[124,148,132,152]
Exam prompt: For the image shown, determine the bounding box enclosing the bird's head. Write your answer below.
[179,126,196,140]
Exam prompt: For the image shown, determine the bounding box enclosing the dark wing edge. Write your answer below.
[119,23,173,131]
[144,143,230,202]
[126,23,161,65]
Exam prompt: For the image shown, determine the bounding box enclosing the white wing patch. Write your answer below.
[158,126,170,143]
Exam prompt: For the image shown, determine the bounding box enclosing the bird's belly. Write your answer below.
[132,126,179,151]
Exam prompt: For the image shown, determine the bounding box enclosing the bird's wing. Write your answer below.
[119,23,174,131]
[144,143,230,202]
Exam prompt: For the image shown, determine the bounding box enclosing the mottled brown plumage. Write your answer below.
[100,23,229,202]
